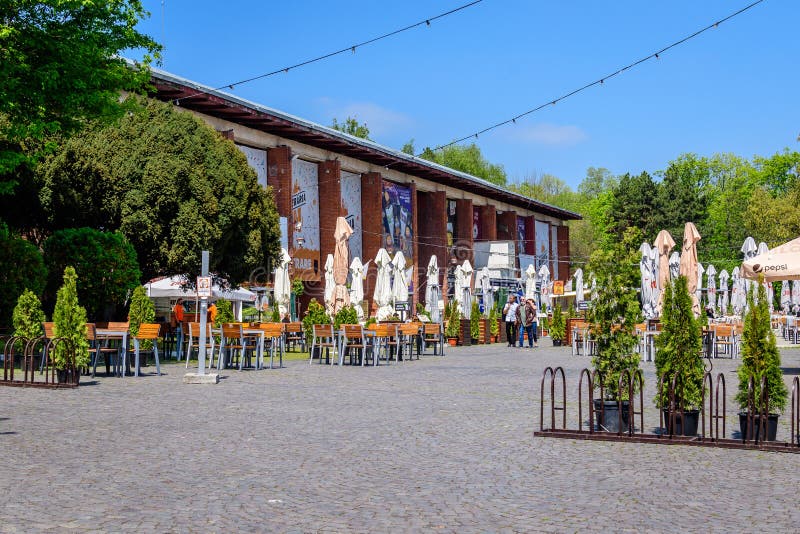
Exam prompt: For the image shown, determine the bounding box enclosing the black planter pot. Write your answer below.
[662,409,700,436]
[552,339,563,347]
[738,412,779,442]
[593,399,630,433]
[56,369,80,385]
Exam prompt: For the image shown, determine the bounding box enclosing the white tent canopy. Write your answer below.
[145,275,256,321]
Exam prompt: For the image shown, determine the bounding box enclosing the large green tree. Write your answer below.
[0,0,161,185]
[39,97,281,283]
[420,144,507,186]
[653,154,709,243]
[609,171,659,240]
[43,227,140,320]
[0,223,47,328]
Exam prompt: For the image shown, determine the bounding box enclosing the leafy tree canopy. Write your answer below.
[419,144,507,186]
[0,223,47,328]
[331,117,371,140]
[0,0,161,185]
[43,227,140,320]
[39,97,281,283]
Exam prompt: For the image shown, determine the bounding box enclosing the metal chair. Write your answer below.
[421,323,445,356]
[130,323,162,376]
[398,323,421,361]
[309,324,335,365]
[184,322,215,368]
[253,322,284,368]
[284,322,306,352]
[218,323,256,370]
[371,323,399,364]
[86,323,120,377]
[341,324,373,366]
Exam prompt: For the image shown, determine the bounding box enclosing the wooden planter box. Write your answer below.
[460,319,471,346]
[478,319,488,344]
[499,320,508,344]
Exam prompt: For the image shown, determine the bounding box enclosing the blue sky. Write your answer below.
[132,1,799,189]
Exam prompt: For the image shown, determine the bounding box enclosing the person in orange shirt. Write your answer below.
[172,298,185,358]
[207,301,218,325]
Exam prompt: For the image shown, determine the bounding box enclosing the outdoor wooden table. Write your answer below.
[211,327,265,370]
[95,328,128,377]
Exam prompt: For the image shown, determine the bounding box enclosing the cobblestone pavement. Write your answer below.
[3,343,800,532]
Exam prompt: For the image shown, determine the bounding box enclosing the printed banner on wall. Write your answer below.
[551,225,559,280]
[516,218,526,259]
[473,207,481,240]
[341,171,362,261]
[236,144,267,188]
[382,181,413,263]
[535,220,550,270]
[291,159,320,279]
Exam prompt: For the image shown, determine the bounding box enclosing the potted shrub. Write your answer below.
[51,266,90,383]
[445,305,461,346]
[654,276,705,436]
[333,304,359,330]
[489,305,500,343]
[12,289,46,370]
[550,303,566,346]
[128,285,155,350]
[302,298,331,346]
[539,303,549,337]
[470,300,481,343]
[215,298,234,327]
[735,277,788,441]
[588,275,642,433]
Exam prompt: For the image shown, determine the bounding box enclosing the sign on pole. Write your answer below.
[197,276,212,298]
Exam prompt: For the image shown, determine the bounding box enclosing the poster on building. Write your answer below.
[473,207,481,240]
[291,159,320,279]
[516,218,526,257]
[552,280,564,296]
[341,171,362,261]
[535,220,550,270]
[236,144,267,188]
[446,199,457,247]
[551,225,559,280]
[382,181,413,262]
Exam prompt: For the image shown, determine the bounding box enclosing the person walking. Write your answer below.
[172,298,185,359]
[528,297,539,347]
[503,295,519,347]
[517,297,536,348]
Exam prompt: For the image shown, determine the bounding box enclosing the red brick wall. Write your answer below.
[318,160,342,267]
[557,225,570,281]
[478,205,497,242]
[454,199,473,264]
[496,211,517,241]
[416,190,447,306]
[361,172,383,314]
[266,146,292,218]
[524,215,536,255]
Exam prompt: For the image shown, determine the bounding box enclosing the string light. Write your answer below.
[420,0,765,156]
[173,0,483,104]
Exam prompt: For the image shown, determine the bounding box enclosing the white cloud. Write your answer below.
[504,122,588,147]
[323,100,414,137]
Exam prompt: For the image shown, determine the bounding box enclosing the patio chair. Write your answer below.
[398,323,421,361]
[421,323,445,356]
[371,323,399,364]
[184,322,215,368]
[284,322,306,352]
[310,324,335,365]
[86,323,120,377]
[341,324,374,366]
[712,324,736,358]
[253,322,284,368]
[130,323,162,376]
[218,323,257,370]
[571,320,588,356]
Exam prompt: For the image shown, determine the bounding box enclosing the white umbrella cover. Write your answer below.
[525,264,537,300]
[273,248,292,317]
[461,260,474,319]
[705,264,717,313]
[718,269,730,314]
[793,280,800,311]
[374,248,394,321]
[574,268,585,305]
[323,254,335,314]
[425,255,440,319]
[479,266,493,313]
[696,262,705,310]
[349,257,365,319]
[640,242,657,319]
[537,264,551,311]
[391,251,409,307]
[669,251,681,280]
[781,281,792,311]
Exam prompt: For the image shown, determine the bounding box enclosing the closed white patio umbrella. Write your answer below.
[640,242,657,319]
[374,248,394,321]
[574,268,584,305]
[391,251,408,310]
[705,264,717,313]
[479,266,493,313]
[537,263,551,311]
[525,263,537,301]
[273,248,292,318]
[425,255,440,323]
[669,251,681,280]
[460,260,474,319]
[349,257,365,319]
[718,269,729,314]
[781,280,792,312]
[323,253,335,315]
